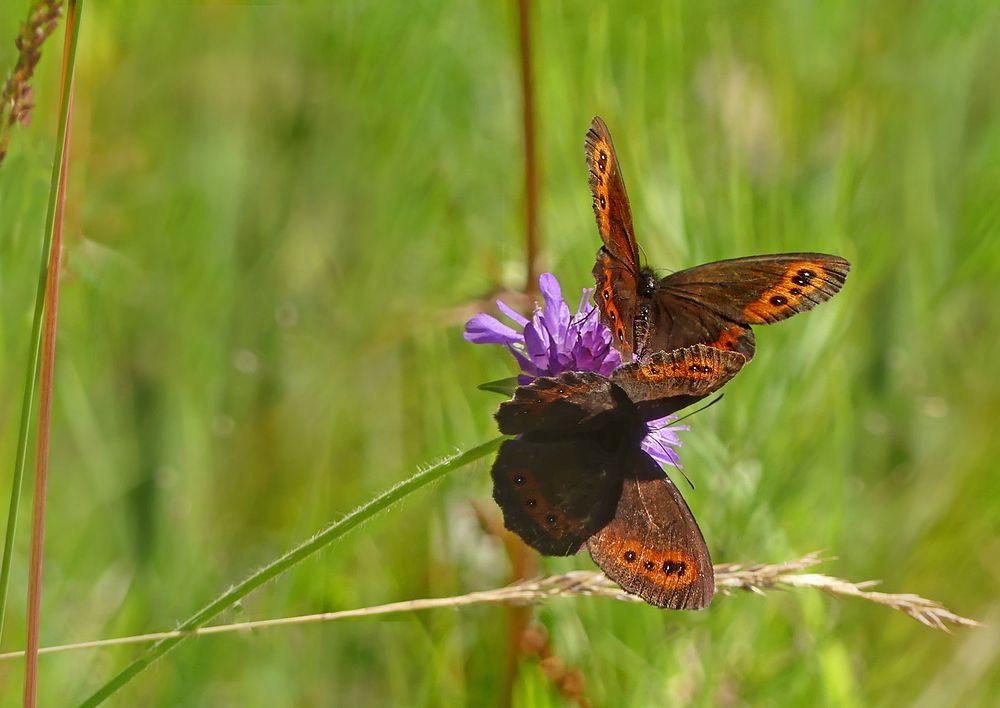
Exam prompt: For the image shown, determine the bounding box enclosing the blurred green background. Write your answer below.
[1,1,998,705]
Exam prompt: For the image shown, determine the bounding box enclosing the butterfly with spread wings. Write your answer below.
[586,116,850,361]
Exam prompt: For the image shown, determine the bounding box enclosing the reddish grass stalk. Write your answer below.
[516,0,539,293]
[471,501,539,707]
[22,90,71,708]
[0,1,68,647]
[22,1,79,703]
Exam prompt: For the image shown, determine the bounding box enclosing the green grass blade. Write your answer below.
[79,434,506,706]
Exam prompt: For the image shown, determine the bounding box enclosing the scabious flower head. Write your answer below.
[464,272,687,469]
[464,272,620,382]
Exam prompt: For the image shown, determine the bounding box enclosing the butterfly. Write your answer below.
[491,344,746,609]
[586,116,850,361]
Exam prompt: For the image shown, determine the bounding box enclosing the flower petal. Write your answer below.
[641,433,683,469]
[496,299,529,328]
[538,273,571,343]
[522,318,552,366]
[509,348,542,381]
[464,313,522,345]
[538,272,563,308]
[641,416,688,469]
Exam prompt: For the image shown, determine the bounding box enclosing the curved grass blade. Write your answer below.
[80,435,505,706]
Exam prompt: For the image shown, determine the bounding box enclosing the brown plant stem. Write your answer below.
[22,108,67,704]
[519,624,590,708]
[516,0,539,293]
[471,501,540,708]
[22,1,78,703]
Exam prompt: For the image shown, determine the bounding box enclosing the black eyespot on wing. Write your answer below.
[491,438,624,557]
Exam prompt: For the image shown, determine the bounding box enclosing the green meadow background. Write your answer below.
[1,1,998,705]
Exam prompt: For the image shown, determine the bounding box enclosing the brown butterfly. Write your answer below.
[586,116,850,361]
[491,345,746,609]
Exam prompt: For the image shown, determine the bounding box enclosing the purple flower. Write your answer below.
[641,415,688,469]
[464,272,686,469]
[465,272,620,381]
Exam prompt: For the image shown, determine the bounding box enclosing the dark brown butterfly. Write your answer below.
[491,345,746,609]
[586,116,850,360]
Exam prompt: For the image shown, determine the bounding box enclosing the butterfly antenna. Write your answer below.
[577,303,599,321]
[649,264,678,277]
[644,436,695,490]
[653,446,695,489]
[673,393,725,425]
[647,395,727,491]
[676,464,695,491]
[647,394,725,432]
[569,304,599,335]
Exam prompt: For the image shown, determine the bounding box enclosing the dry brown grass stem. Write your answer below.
[712,553,980,631]
[0,0,63,164]
[0,553,977,662]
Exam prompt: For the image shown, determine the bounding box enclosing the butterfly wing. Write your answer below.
[593,249,642,358]
[492,438,624,556]
[586,117,639,269]
[495,371,622,437]
[648,253,850,360]
[587,451,714,609]
[611,345,746,421]
[587,116,643,358]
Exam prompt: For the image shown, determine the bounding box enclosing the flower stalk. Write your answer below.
[79,436,506,706]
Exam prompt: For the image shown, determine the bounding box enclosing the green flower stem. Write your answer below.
[80,435,506,707]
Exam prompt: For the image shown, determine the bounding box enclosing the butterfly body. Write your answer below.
[637,268,658,298]
[587,116,849,361]
[491,345,746,609]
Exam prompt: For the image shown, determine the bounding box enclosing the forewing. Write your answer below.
[648,253,850,360]
[587,452,714,609]
[586,116,639,269]
[492,438,624,556]
[587,116,642,360]
[611,345,746,421]
[495,371,620,436]
[592,248,640,358]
